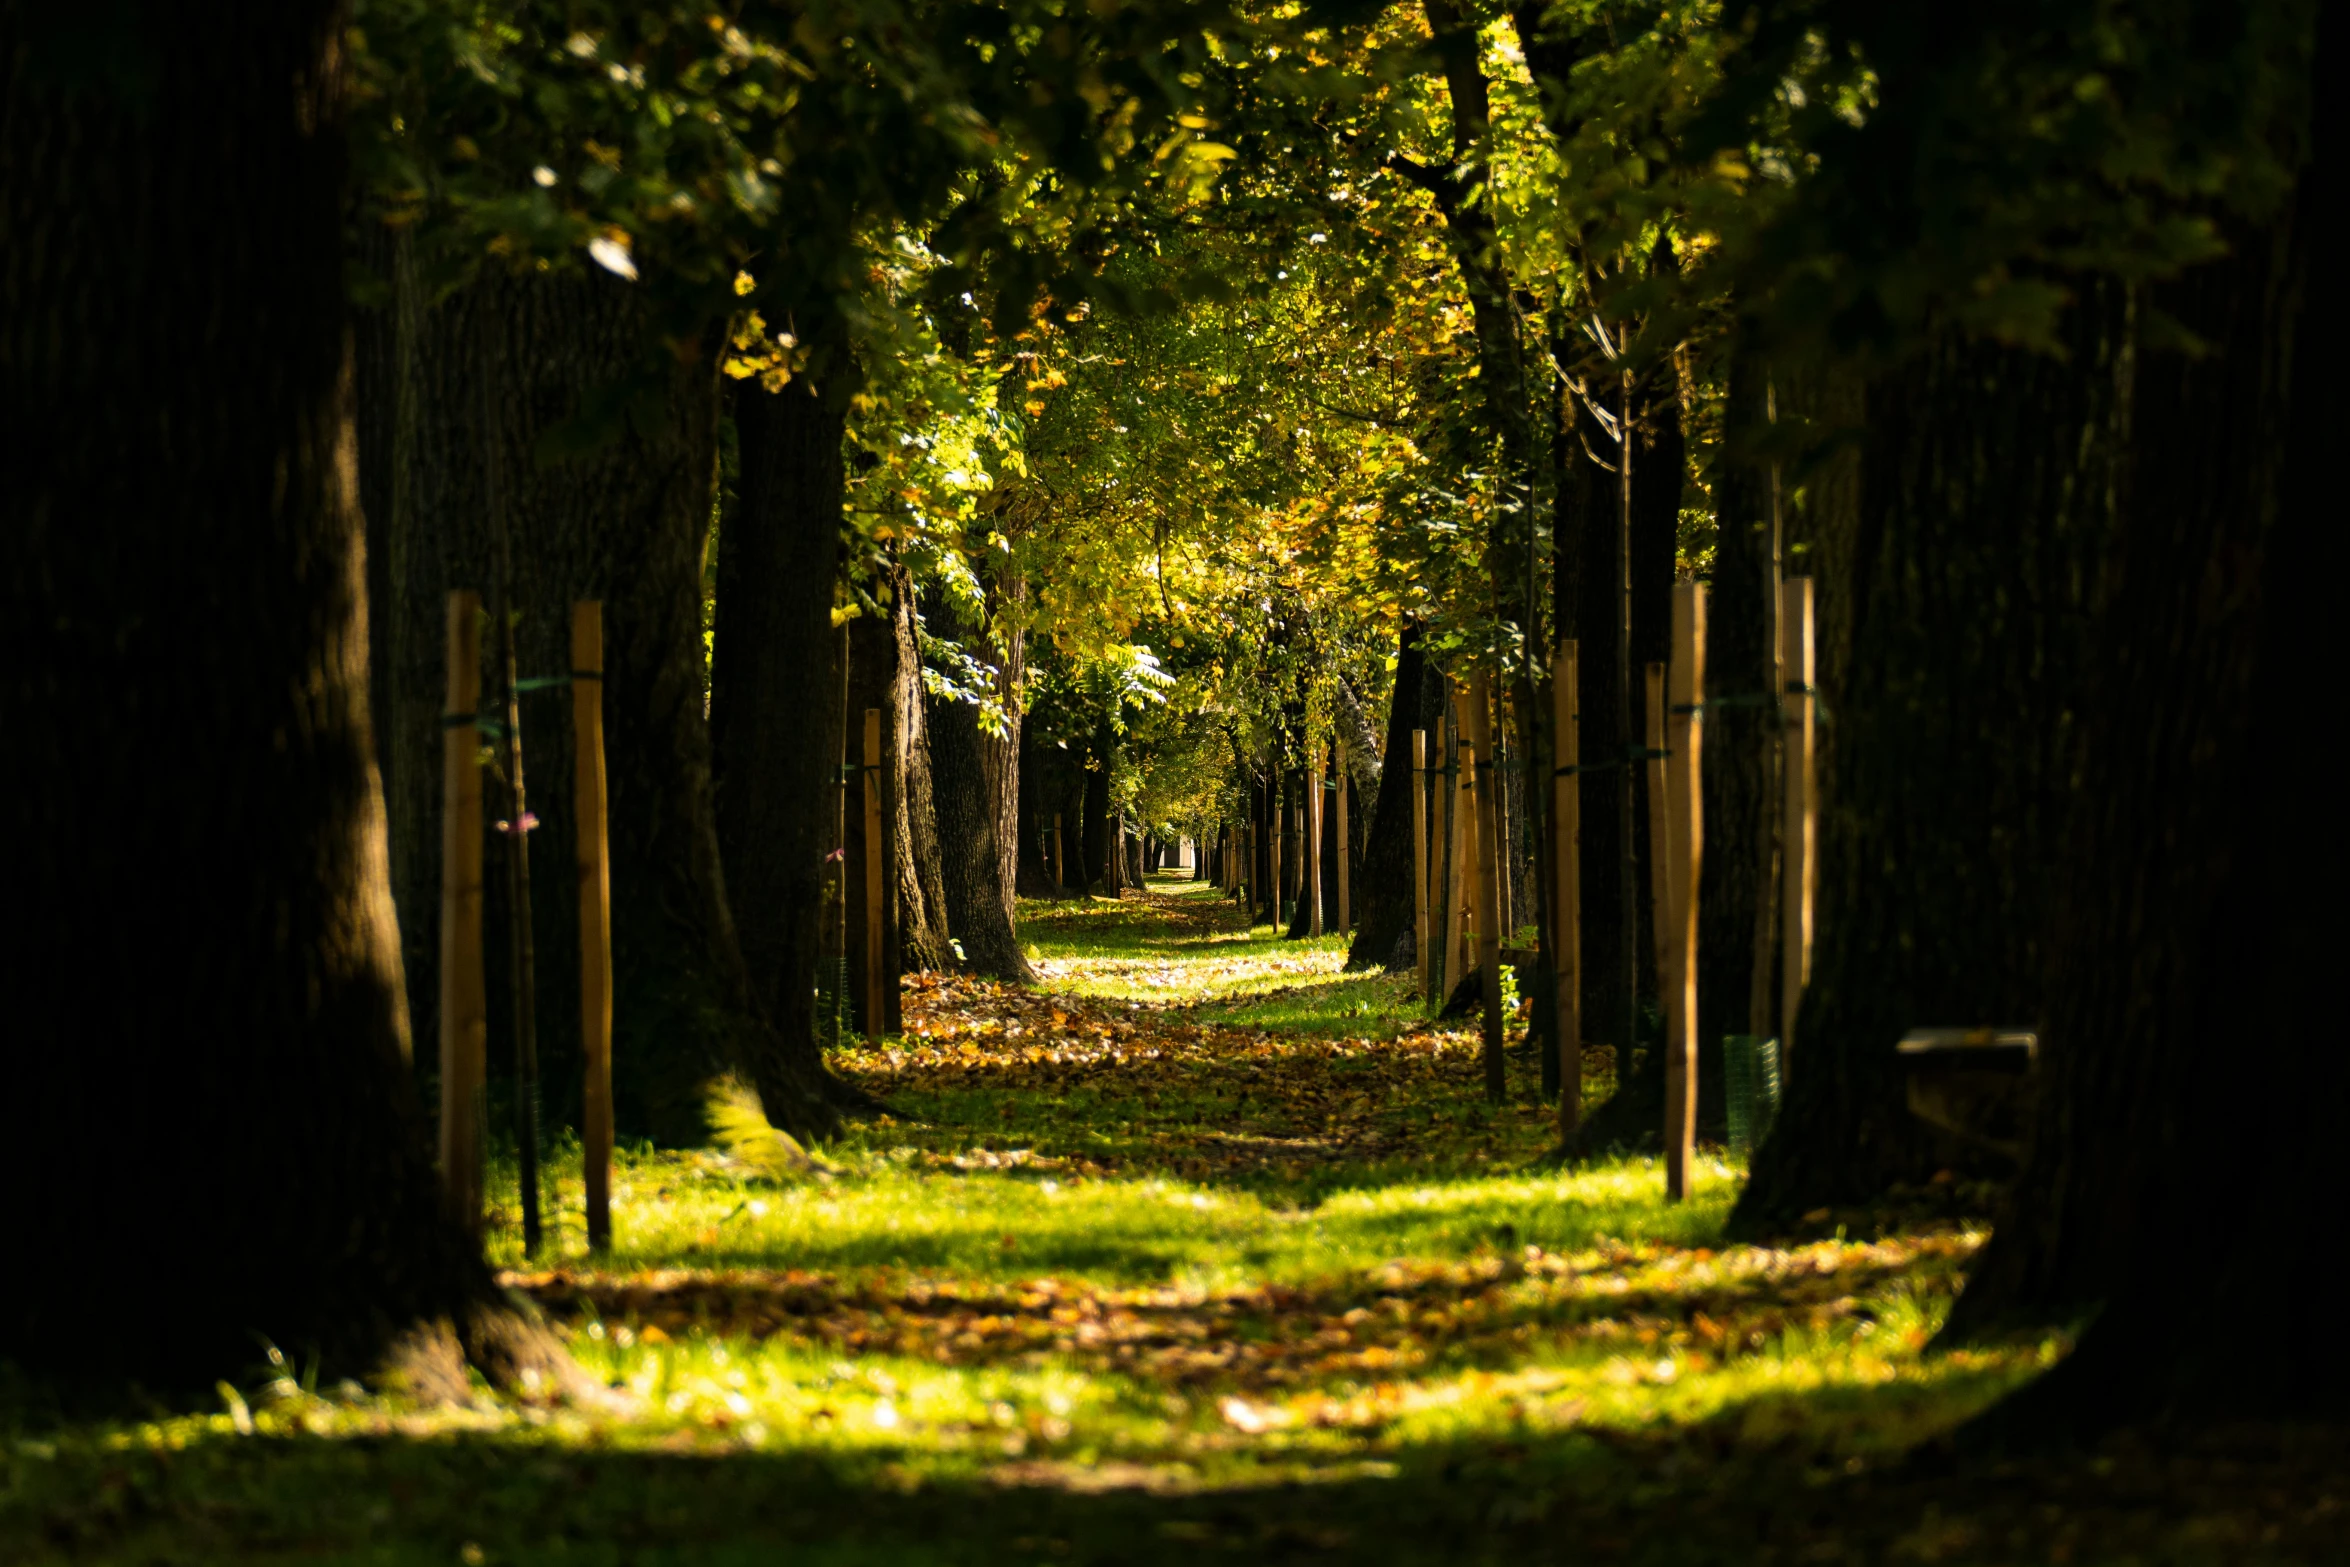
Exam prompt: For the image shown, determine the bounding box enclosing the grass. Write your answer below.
[7,876,2341,1564]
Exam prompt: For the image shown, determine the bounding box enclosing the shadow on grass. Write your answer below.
[14,1368,2341,1566]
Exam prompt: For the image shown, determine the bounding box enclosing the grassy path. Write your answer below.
[7,878,2341,1563]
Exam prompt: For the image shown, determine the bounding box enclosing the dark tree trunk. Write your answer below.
[1731,290,2130,1228]
[3,1,569,1392]
[1081,734,1113,895]
[1691,347,1778,1137]
[1347,626,1442,970]
[365,257,835,1144]
[844,562,950,1029]
[926,592,1034,982]
[1573,373,1687,1146]
[1946,87,2336,1432]
[715,371,849,1074]
[1015,706,1056,895]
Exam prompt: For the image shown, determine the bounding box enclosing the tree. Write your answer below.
[2,0,573,1392]
[1944,16,2337,1425]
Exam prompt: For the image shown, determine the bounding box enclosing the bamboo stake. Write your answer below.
[1307,744,1324,937]
[1644,663,1673,1007]
[438,591,487,1239]
[1664,585,1707,1201]
[862,708,884,1036]
[1335,741,1351,931]
[1780,577,1817,1067]
[1462,675,1507,1103]
[571,603,613,1253]
[1552,642,1581,1140]
[1411,730,1430,998]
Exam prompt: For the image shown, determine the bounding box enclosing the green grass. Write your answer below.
[9,875,2333,1564]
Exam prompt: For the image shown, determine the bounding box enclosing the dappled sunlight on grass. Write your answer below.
[28,875,2310,1567]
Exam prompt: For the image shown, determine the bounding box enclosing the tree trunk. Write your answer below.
[1945,100,2334,1431]
[844,562,951,1027]
[1692,347,1777,1136]
[926,592,1035,981]
[3,0,568,1392]
[365,256,836,1144]
[714,370,859,1082]
[1572,373,1686,1147]
[1081,732,1114,895]
[1015,706,1056,895]
[1730,290,2130,1228]
[1347,626,1442,970]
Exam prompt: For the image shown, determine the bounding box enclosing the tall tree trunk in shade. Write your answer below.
[1081,731,1114,895]
[1947,62,2341,1427]
[2,0,572,1392]
[1347,625,1444,971]
[359,262,837,1144]
[926,591,1035,981]
[714,370,854,1086]
[1729,290,2131,1229]
[1691,347,1778,1138]
[980,569,1028,924]
[1014,719,1057,895]
[843,561,950,1029]
[1570,372,1687,1148]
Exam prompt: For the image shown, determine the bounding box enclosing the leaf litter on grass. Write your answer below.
[10,879,2344,1565]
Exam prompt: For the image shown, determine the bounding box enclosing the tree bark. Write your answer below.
[2,0,570,1392]
[1347,625,1442,970]
[1571,373,1686,1148]
[1015,718,1057,895]
[1731,289,2130,1228]
[714,370,853,1080]
[926,591,1035,981]
[364,257,837,1143]
[1945,91,2331,1429]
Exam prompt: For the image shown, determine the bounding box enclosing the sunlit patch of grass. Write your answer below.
[6,876,2107,1567]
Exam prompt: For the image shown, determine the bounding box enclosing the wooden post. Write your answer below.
[1051,812,1065,894]
[1644,663,1674,1006]
[1552,642,1581,1139]
[1269,772,1284,929]
[1411,730,1430,998]
[862,708,884,1036]
[1335,741,1351,932]
[1664,586,1707,1201]
[572,602,614,1254]
[1307,743,1325,937]
[1444,727,1472,1006]
[1462,675,1507,1102]
[1781,577,1817,1067]
[438,591,487,1238]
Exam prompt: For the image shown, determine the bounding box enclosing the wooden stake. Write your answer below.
[1335,741,1351,931]
[1307,744,1324,937]
[1665,586,1707,1201]
[1644,663,1674,1007]
[1270,771,1284,929]
[1051,811,1065,895]
[1444,725,1472,1006]
[862,708,884,1036]
[1781,577,1816,1066]
[1411,730,1430,998]
[571,603,613,1254]
[1552,642,1581,1140]
[438,591,487,1239]
[1462,675,1507,1103]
